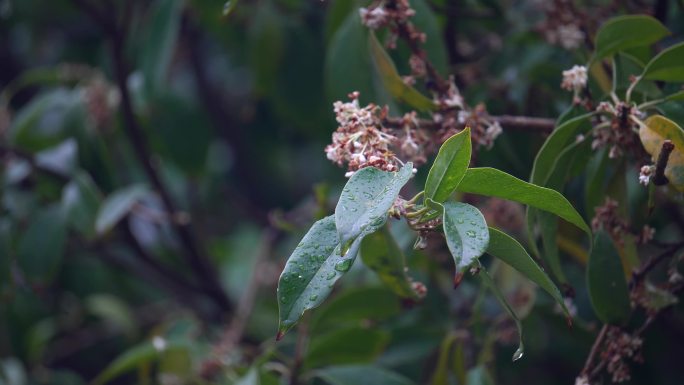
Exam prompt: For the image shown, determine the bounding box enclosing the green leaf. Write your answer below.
[642,42,684,82]
[326,11,376,104]
[424,128,472,203]
[442,202,489,277]
[584,147,609,217]
[587,231,631,324]
[92,339,189,385]
[335,163,413,247]
[140,0,183,96]
[61,172,102,239]
[411,0,448,75]
[305,327,390,369]
[458,168,590,236]
[150,95,211,175]
[486,228,569,317]
[17,205,66,283]
[277,216,362,336]
[478,266,524,362]
[95,185,149,235]
[311,287,400,332]
[666,89,684,102]
[530,114,592,186]
[315,365,416,385]
[248,1,285,96]
[361,227,420,300]
[9,88,86,152]
[368,32,436,111]
[639,115,684,190]
[593,15,670,61]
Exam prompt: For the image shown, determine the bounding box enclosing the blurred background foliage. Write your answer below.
[0,0,683,384]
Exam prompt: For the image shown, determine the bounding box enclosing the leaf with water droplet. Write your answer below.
[335,163,413,247]
[486,227,570,319]
[277,216,364,337]
[478,264,525,362]
[442,202,489,276]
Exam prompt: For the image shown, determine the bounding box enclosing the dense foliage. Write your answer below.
[1,1,684,385]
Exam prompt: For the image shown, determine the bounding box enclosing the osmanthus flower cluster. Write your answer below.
[325,92,428,177]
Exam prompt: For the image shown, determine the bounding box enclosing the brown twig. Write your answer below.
[581,324,608,376]
[653,140,674,186]
[70,0,232,313]
[383,114,555,132]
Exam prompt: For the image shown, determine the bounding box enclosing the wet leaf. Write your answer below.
[424,128,472,203]
[95,185,149,235]
[642,42,684,82]
[486,227,569,317]
[587,231,631,324]
[478,266,524,362]
[277,216,363,336]
[335,163,413,247]
[315,365,416,385]
[593,15,669,61]
[458,168,590,236]
[361,227,420,300]
[368,32,435,111]
[305,327,390,369]
[639,115,684,190]
[442,202,489,275]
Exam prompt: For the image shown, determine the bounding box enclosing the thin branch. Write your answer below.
[653,140,674,186]
[70,0,233,313]
[581,324,608,376]
[383,114,555,132]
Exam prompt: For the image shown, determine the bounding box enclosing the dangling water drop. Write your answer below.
[512,347,524,362]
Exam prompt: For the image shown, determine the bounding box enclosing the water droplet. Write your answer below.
[326,271,336,280]
[512,347,524,362]
[298,275,303,279]
[309,294,318,301]
[334,259,352,272]
[470,221,477,225]
[280,296,288,303]
[456,218,464,224]
[465,230,476,238]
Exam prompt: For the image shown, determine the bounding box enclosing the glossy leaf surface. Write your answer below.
[594,15,669,61]
[486,227,568,316]
[442,202,489,275]
[424,128,471,203]
[335,164,413,246]
[458,168,590,235]
[277,216,362,336]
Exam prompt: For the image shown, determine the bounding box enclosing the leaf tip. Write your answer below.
[453,272,464,289]
[275,330,286,342]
